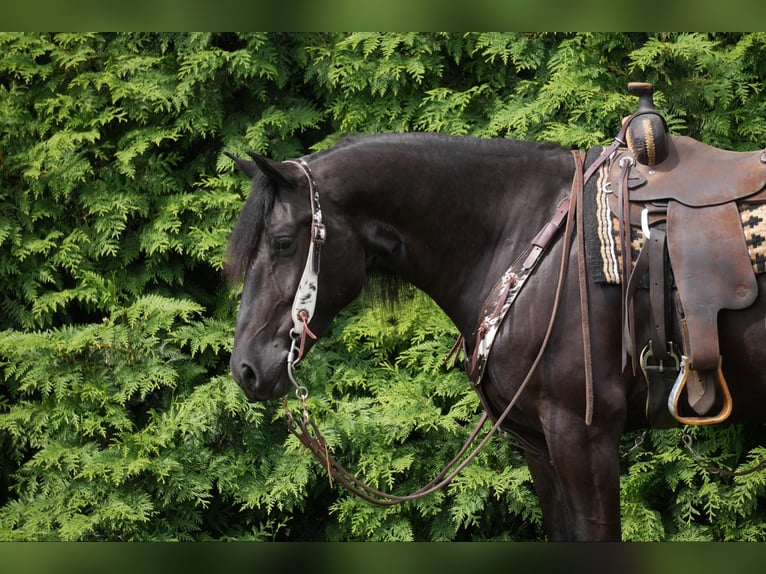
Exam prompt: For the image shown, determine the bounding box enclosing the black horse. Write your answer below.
[224,132,766,541]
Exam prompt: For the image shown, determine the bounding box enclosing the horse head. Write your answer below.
[224,151,367,401]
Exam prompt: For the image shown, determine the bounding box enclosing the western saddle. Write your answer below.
[608,83,766,426]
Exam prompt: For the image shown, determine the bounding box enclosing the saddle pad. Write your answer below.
[583,147,766,284]
[583,148,646,284]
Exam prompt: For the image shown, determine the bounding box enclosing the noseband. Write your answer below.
[284,158,326,396]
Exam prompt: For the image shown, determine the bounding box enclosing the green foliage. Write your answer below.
[2,32,766,541]
[296,295,542,541]
[620,426,766,541]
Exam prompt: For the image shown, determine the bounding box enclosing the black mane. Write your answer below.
[313,132,564,160]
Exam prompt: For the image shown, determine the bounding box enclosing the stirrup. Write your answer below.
[667,355,733,425]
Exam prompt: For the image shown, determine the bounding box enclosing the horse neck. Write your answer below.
[324,139,574,335]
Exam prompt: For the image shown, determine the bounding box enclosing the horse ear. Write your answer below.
[224,150,293,185]
[223,152,260,179]
[245,150,292,186]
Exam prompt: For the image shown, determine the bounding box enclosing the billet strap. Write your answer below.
[621,224,670,375]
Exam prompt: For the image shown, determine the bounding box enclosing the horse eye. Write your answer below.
[271,236,295,256]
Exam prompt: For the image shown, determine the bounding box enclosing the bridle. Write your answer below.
[276,137,625,505]
[284,158,325,399]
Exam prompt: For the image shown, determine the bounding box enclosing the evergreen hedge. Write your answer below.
[2,32,766,541]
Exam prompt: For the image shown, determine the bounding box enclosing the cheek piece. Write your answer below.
[283,158,326,397]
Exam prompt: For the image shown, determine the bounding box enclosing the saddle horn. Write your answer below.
[625,82,669,166]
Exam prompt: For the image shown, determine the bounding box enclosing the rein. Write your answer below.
[280,137,625,505]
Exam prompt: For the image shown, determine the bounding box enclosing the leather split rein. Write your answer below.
[279,128,632,505]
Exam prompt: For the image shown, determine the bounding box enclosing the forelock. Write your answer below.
[223,171,276,283]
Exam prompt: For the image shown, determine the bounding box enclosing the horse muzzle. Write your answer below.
[229,348,291,402]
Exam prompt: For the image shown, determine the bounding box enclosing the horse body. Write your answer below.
[225,132,766,541]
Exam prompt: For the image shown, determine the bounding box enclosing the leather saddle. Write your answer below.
[607,126,766,425]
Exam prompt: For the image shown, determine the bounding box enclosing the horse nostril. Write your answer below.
[239,363,256,385]
[231,357,257,387]
[231,361,264,402]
